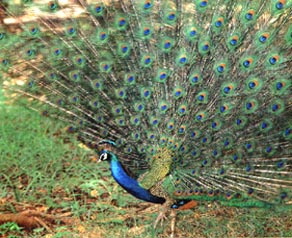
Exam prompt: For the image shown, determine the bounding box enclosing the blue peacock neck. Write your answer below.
[106,151,166,204]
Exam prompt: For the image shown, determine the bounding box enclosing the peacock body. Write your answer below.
[1,0,292,210]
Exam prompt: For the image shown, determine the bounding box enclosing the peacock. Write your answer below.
[1,0,292,234]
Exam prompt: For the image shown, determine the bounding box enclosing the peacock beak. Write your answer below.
[92,156,102,163]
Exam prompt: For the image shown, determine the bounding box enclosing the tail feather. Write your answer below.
[1,0,292,204]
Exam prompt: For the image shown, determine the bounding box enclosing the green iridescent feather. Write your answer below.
[0,0,292,211]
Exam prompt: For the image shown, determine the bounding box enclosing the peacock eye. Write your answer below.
[99,152,108,161]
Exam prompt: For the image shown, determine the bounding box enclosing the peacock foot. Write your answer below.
[154,202,170,228]
[154,205,177,238]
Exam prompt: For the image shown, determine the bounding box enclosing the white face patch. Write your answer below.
[99,152,108,161]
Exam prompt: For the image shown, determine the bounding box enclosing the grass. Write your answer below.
[0,100,292,237]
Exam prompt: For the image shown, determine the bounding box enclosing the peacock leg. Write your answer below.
[153,202,177,238]
[153,202,170,228]
[170,209,176,238]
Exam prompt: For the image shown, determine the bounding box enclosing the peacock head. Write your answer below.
[98,150,111,163]
[96,140,116,163]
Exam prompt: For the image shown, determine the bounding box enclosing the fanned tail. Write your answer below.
[0,0,292,205]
